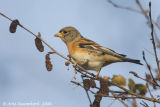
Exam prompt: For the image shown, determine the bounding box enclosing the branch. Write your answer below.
[110,92,129,107]
[146,83,156,107]
[149,2,160,77]
[71,78,160,104]
[142,51,160,87]
[108,0,160,50]
[107,0,141,14]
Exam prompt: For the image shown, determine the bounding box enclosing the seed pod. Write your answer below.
[45,53,52,71]
[90,79,96,88]
[83,79,91,91]
[9,19,19,33]
[145,74,151,81]
[35,32,44,52]
[65,61,70,66]
[99,78,109,95]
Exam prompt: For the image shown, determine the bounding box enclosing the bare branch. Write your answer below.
[142,51,160,87]
[146,83,156,107]
[107,0,141,14]
[149,2,160,77]
[71,78,160,104]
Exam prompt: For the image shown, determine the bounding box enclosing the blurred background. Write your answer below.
[0,0,160,106]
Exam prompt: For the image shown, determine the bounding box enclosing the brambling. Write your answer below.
[55,26,143,78]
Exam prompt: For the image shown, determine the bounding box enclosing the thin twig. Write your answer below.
[71,79,160,103]
[146,83,156,107]
[107,0,141,14]
[111,92,129,107]
[108,0,160,49]
[108,0,160,50]
[130,92,137,107]
[136,0,160,50]
[136,0,148,19]
[140,100,149,107]
[149,2,160,77]
[142,51,160,87]
[0,12,12,21]
[144,48,154,56]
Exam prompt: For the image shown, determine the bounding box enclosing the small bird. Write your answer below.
[55,26,143,78]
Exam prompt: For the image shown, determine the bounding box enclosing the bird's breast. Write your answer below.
[68,47,104,71]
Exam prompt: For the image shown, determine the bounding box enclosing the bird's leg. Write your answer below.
[96,68,101,79]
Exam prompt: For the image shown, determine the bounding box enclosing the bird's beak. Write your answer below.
[54,33,64,38]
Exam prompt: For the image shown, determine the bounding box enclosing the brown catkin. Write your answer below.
[35,32,44,52]
[83,79,91,91]
[65,61,70,66]
[9,19,19,33]
[45,53,52,71]
[90,78,96,88]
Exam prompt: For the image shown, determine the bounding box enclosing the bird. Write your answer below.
[55,26,143,78]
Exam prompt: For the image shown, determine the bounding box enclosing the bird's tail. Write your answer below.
[123,58,143,65]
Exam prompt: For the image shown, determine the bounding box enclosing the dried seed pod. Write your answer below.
[65,61,70,66]
[83,79,91,91]
[9,19,19,33]
[45,53,52,71]
[90,78,96,88]
[46,53,50,60]
[145,74,151,81]
[35,32,44,52]
[99,78,109,95]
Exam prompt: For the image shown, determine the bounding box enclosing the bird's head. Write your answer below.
[55,26,82,44]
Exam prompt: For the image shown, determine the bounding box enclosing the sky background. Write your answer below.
[0,0,160,107]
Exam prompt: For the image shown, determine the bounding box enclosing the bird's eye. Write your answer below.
[63,30,68,34]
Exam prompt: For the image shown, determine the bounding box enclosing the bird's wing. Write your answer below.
[77,38,126,58]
